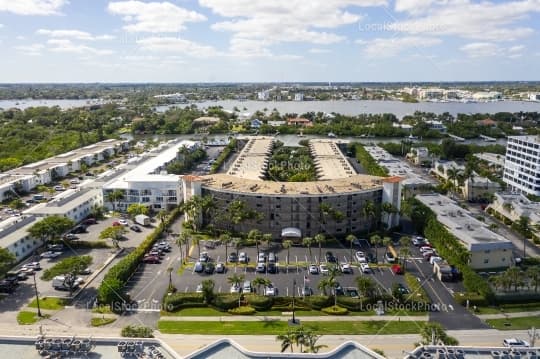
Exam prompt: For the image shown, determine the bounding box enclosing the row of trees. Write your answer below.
[490,266,540,293]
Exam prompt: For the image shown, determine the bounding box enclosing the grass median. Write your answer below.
[28,297,66,310]
[486,317,540,330]
[157,320,423,335]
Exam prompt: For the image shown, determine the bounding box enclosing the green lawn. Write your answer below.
[91,317,117,327]
[162,307,230,317]
[486,317,540,330]
[17,311,50,325]
[92,306,113,314]
[475,304,540,315]
[157,320,423,335]
[28,297,66,310]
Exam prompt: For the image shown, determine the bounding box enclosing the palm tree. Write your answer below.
[515,215,531,258]
[227,273,245,307]
[363,200,376,232]
[446,167,463,197]
[248,229,262,255]
[106,189,124,212]
[506,267,525,292]
[157,209,168,227]
[382,236,392,257]
[381,202,395,228]
[399,236,411,271]
[345,234,356,262]
[277,329,296,353]
[302,237,313,261]
[167,266,174,291]
[317,278,332,296]
[220,232,232,262]
[175,232,188,263]
[314,234,326,264]
[370,234,382,263]
[419,322,459,345]
[262,233,273,250]
[356,276,376,299]
[282,240,293,265]
[527,266,540,292]
[201,279,215,304]
[252,277,270,295]
[327,265,342,307]
[192,236,202,258]
[302,328,327,353]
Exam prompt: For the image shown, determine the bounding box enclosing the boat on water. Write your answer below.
[328,132,337,138]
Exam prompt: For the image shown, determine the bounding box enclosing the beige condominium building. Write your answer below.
[183,138,402,239]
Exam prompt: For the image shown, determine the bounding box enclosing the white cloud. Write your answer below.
[460,42,526,58]
[47,38,114,55]
[37,29,115,41]
[309,48,331,54]
[108,1,207,33]
[0,0,68,15]
[359,36,441,57]
[14,43,44,56]
[200,0,387,55]
[136,36,218,57]
[387,0,540,42]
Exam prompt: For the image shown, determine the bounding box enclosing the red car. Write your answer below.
[391,264,403,275]
[84,218,97,225]
[112,221,121,227]
[143,255,160,264]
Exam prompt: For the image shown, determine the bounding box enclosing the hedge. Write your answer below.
[63,240,110,249]
[228,306,256,315]
[354,144,388,177]
[121,325,153,338]
[321,305,349,315]
[303,296,332,310]
[495,293,540,305]
[97,207,181,310]
[163,293,204,312]
[453,292,489,307]
[244,295,273,311]
[214,294,241,311]
[210,138,237,174]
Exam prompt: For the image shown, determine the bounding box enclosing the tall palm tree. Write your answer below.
[327,265,342,307]
[248,229,262,255]
[176,232,189,263]
[302,237,313,261]
[219,232,232,262]
[345,234,357,262]
[282,240,293,265]
[506,267,525,292]
[399,236,411,271]
[382,236,392,257]
[106,189,124,212]
[314,234,326,264]
[167,266,174,291]
[302,328,327,353]
[252,277,270,295]
[157,209,168,227]
[446,167,463,197]
[370,234,382,263]
[362,200,376,232]
[192,236,202,258]
[262,233,273,250]
[381,202,395,228]
[317,278,332,296]
[515,215,531,259]
[227,273,245,307]
[527,266,540,292]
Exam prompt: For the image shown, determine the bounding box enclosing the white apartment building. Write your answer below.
[103,140,200,211]
[487,192,540,226]
[529,93,540,101]
[294,93,304,101]
[503,135,540,196]
[0,216,43,262]
[257,90,270,101]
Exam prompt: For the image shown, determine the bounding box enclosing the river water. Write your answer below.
[156,99,540,118]
[0,99,106,110]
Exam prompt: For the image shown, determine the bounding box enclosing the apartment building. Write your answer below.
[503,135,540,196]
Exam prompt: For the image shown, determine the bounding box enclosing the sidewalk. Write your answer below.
[476,310,540,320]
[159,314,428,322]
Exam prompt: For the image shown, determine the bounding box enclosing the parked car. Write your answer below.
[267,263,278,274]
[215,263,226,273]
[257,252,266,263]
[429,256,443,264]
[22,262,41,271]
[256,262,266,273]
[130,225,142,232]
[112,221,121,227]
[412,236,425,246]
[143,255,160,264]
[391,264,403,275]
[360,262,371,273]
[325,251,337,263]
[118,219,128,226]
[204,262,215,274]
[301,286,313,296]
[54,185,65,191]
[319,263,329,275]
[47,244,64,251]
[63,233,78,241]
[194,261,204,272]
[228,252,238,263]
[340,262,353,274]
[41,251,62,259]
[503,338,530,348]
[367,253,376,263]
[355,251,367,263]
[83,218,97,225]
[242,280,252,293]
[199,252,209,262]
[308,264,319,274]
[230,284,241,293]
[265,284,277,296]
[71,225,87,234]
[395,283,410,294]
[79,267,92,275]
[196,284,203,293]
[16,271,28,281]
[238,252,248,263]
[419,245,433,253]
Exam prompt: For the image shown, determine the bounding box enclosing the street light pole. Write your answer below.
[292,279,296,324]
[32,272,42,317]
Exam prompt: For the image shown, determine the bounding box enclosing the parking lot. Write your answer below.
[3,216,154,307]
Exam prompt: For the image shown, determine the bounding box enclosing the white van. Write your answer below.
[242,280,252,293]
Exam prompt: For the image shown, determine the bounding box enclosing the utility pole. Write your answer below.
[528,327,539,347]
[32,272,42,317]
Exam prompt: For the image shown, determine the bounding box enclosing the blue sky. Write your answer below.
[0,0,539,82]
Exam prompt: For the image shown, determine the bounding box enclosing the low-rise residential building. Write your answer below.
[0,216,42,262]
[474,152,505,170]
[425,120,446,132]
[487,192,540,226]
[416,193,514,269]
[287,117,313,127]
[406,147,431,166]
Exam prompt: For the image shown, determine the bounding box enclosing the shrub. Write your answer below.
[163,293,204,312]
[354,144,388,177]
[244,295,273,311]
[64,240,110,249]
[453,292,489,307]
[210,138,237,174]
[121,325,153,338]
[321,305,349,315]
[214,294,240,311]
[91,317,116,327]
[228,306,256,315]
[304,295,332,310]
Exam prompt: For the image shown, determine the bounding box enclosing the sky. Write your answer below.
[0,0,539,82]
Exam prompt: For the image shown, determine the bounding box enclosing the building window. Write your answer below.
[484,259,489,264]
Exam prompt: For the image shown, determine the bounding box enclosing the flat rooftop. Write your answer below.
[474,152,505,167]
[200,173,382,196]
[23,188,101,216]
[227,137,274,180]
[507,135,540,144]
[416,193,513,252]
[309,140,356,180]
[409,346,540,359]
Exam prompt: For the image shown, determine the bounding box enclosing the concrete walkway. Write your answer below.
[476,310,540,320]
[159,314,428,322]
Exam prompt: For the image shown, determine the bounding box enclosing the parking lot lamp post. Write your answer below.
[32,272,42,317]
[290,279,298,325]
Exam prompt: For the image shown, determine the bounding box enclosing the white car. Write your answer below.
[340,262,353,274]
[199,252,209,262]
[265,284,277,296]
[230,284,241,293]
[355,251,367,263]
[119,219,128,226]
[319,264,329,275]
[308,264,319,274]
[23,262,41,270]
[238,252,248,263]
[419,246,433,253]
[40,251,62,259]
[196,284,203,293]
[503,338,530,348]
[429,256,443,264]
[360,262,371,273]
